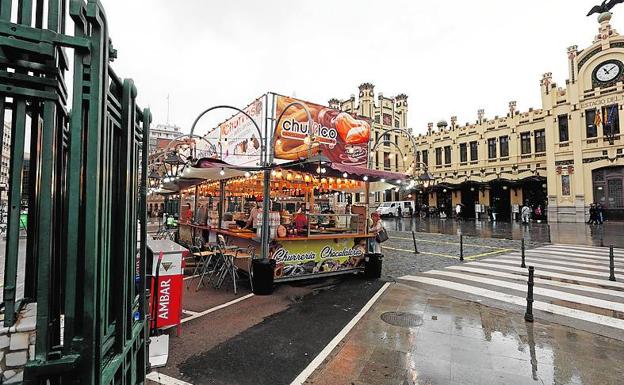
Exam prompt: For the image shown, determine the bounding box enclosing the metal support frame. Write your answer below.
[369,127,419,174]
[368,139,408,171]
[1,0,150,383]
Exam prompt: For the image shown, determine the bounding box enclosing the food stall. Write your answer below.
[180,157,408,282]
[165,93,414,287]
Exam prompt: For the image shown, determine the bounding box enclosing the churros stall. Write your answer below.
[175,93,410,286]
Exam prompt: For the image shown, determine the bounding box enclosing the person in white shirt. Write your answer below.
[244,202,262,230]
[521,205,531,224]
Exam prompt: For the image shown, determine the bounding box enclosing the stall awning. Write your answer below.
[277,155,410,184]
[183,158,249,181]
[158,158,251,192]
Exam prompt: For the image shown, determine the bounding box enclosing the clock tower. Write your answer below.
[542,9,624,222]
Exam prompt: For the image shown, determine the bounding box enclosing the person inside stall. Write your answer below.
[294,207,309,234]
[244,202,262,231]
[183,203,193,223]
[321,207,336,228]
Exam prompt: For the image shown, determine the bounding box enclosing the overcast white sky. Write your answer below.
[104,0,603,135]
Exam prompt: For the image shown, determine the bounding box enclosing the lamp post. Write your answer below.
[148,168,161,190]
[163,152,186,183]
[414,165,435,212]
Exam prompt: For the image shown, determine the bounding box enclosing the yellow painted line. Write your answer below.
[382,245,458,260]
[382,245,512,261]
[390,236,509,250]
[464,248,513,261]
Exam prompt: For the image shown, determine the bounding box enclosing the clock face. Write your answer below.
[595,61,622,83]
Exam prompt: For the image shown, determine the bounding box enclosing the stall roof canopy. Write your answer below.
[161,155,412,193]
[277,155,410,185]
[159,158,249,192]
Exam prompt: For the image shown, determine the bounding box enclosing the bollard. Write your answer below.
[459,234,464,261]
[521,238,526,268]
[525,266,535,322]
[609,246,616,282]
[412,231,420,254]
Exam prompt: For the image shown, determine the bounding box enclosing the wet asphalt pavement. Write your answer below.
[304,283,624,385]
[175,278,384,385]
[382,217,624,248]
[143,219,624,385]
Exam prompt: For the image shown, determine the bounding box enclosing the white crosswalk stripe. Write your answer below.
[399,244,624,335]
[546,244,624,256]
[512,249,624,263]
[494,256,624,274]
[506,251,624,267]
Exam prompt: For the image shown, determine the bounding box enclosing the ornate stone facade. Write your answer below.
[332,83,412,203]
[411,12,624,222]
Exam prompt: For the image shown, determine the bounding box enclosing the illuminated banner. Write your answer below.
[219,97,264,166]
[273,96,371,166]
[271,238,366,279]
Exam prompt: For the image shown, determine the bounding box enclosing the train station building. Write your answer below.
[332,12,624,223]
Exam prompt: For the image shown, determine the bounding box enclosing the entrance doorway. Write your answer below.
[461,186,478,219]
[436,189,452,217]
[522,177,548,220]
[490,183,511,221]
[593,167,624,220]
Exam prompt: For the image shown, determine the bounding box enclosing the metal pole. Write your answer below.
[412,230,420,254]
[459,234,464,261]
[218,180,225,231]
[260,169,271,259]
[525,266,535,322]
[521,238,526,268]
[609,246,616,282]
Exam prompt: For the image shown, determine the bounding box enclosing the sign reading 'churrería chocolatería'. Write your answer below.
[270,238,367,279]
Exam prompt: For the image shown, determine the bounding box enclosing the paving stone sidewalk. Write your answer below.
[381,230,544,280]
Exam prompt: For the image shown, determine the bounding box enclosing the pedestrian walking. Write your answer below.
[408,205,414,217]
[491,205,498,222]
[370,212,385,253]
[597,203,605,224]
[397,205,402,218]
[521,204,531,224]
[587,204,597,225]
[455,203,462,221]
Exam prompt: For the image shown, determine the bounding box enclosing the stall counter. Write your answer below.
[213,227,373,282]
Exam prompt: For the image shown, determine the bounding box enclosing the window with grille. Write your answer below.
[586,109,598,138]
[535,129,546,153]
[500,136,509,157]
[558,115,569,142]
[487,138,496,159]
[459,143,467,163]
[521,132,531,154]
[470,141,478,161]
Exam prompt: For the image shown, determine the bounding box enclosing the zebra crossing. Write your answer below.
[399,243,624,340]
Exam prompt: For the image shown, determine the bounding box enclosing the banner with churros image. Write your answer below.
[273,95,371,165]
[219,97,265,167]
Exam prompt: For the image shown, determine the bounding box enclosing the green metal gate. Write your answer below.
[1,0,150,383]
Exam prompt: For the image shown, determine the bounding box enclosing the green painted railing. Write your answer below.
[0,0,149,383]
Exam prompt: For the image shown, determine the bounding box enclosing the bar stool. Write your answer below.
[213,235,255,294]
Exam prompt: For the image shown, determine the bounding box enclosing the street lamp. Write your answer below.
[418,170,435,189]
[148,168,161,190]
[163,152,186,182]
